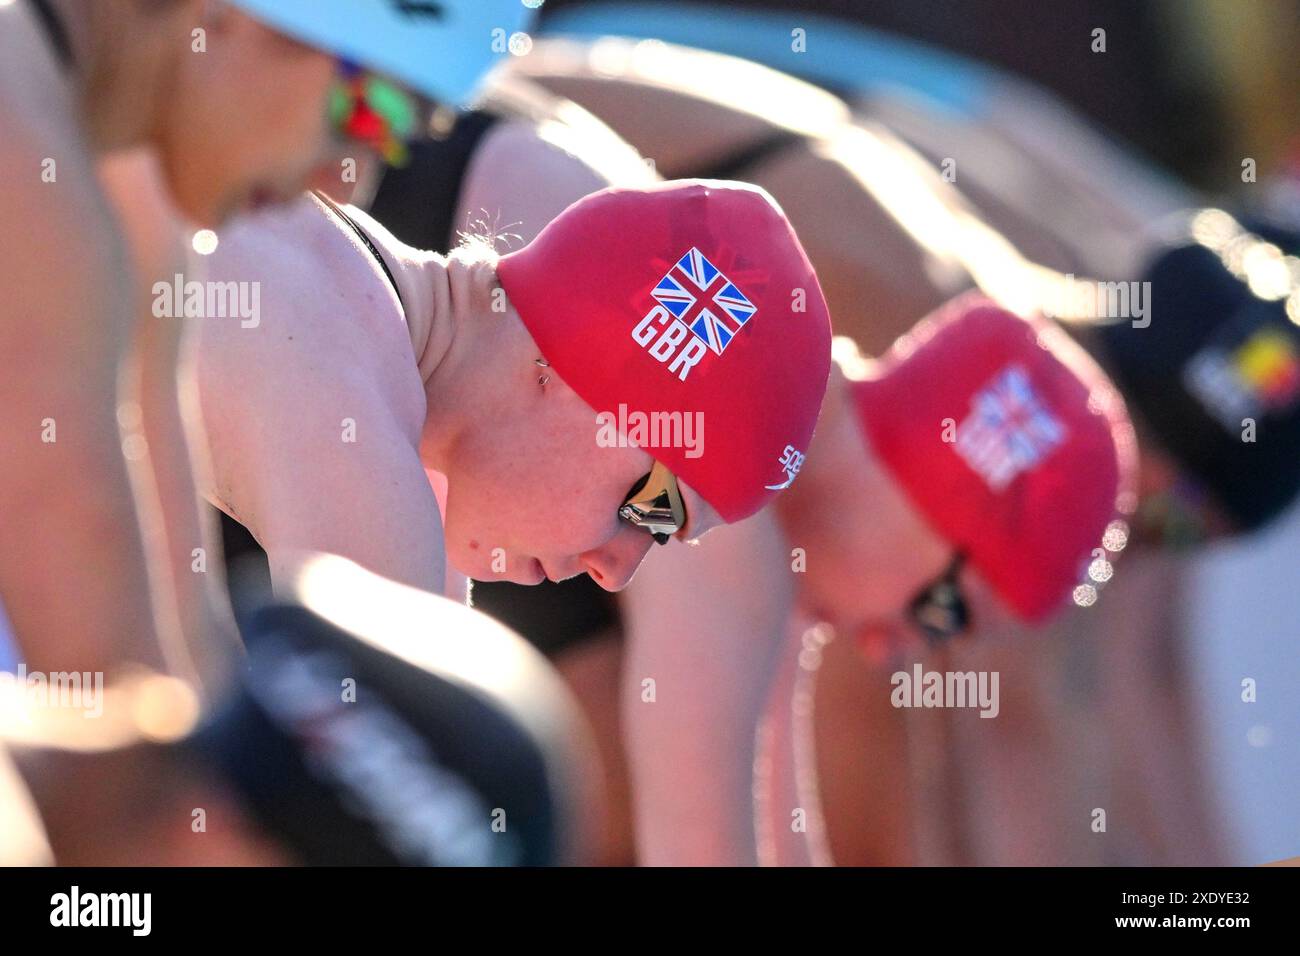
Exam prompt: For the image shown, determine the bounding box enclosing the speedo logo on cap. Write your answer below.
[1185,329,1300,428]
[631,248,757,381]
[955,364,1067,491]
[765,444,806,490]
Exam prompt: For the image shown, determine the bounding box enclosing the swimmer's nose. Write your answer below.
[579,527,656,592]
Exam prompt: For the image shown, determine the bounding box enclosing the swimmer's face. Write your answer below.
[440,364,723,591]
[789,503,985,662]
[782,479,950,634]
[154,8,341,224]
[853,563,994,663]
[773,386,954,634]
[427,275,725,590]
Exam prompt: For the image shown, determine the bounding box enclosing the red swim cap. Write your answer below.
[852,294,1138,622]
[497,180,833,523]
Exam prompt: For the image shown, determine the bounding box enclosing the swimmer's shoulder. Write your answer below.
[197,197,429,453]
[204,195,409,341]
[313,197,440,328]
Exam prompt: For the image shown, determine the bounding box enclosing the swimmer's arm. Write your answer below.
[0,129,164,672]
[197,344,449,597]
[618,507,796,866]
[216,377,447,599]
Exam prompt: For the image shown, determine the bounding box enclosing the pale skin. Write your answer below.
[193,197,737,868]
[524,40,1016,864]
[195,103,895,867]
[416,101,859,866]
[492,53,980,863]
[390,68,989,865]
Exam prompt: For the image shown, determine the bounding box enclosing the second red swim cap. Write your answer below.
[497,180,833,523]
[853,294,1139,622]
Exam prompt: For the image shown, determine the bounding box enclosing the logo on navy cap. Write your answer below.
[1185,328,1300,428]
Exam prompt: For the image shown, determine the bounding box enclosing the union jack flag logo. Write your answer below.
[954,364,1067,491]
[651,248,757,355]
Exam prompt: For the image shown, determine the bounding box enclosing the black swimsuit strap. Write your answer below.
[314,191,407,315]
[27,0,72,68]
[677,130,806,182]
